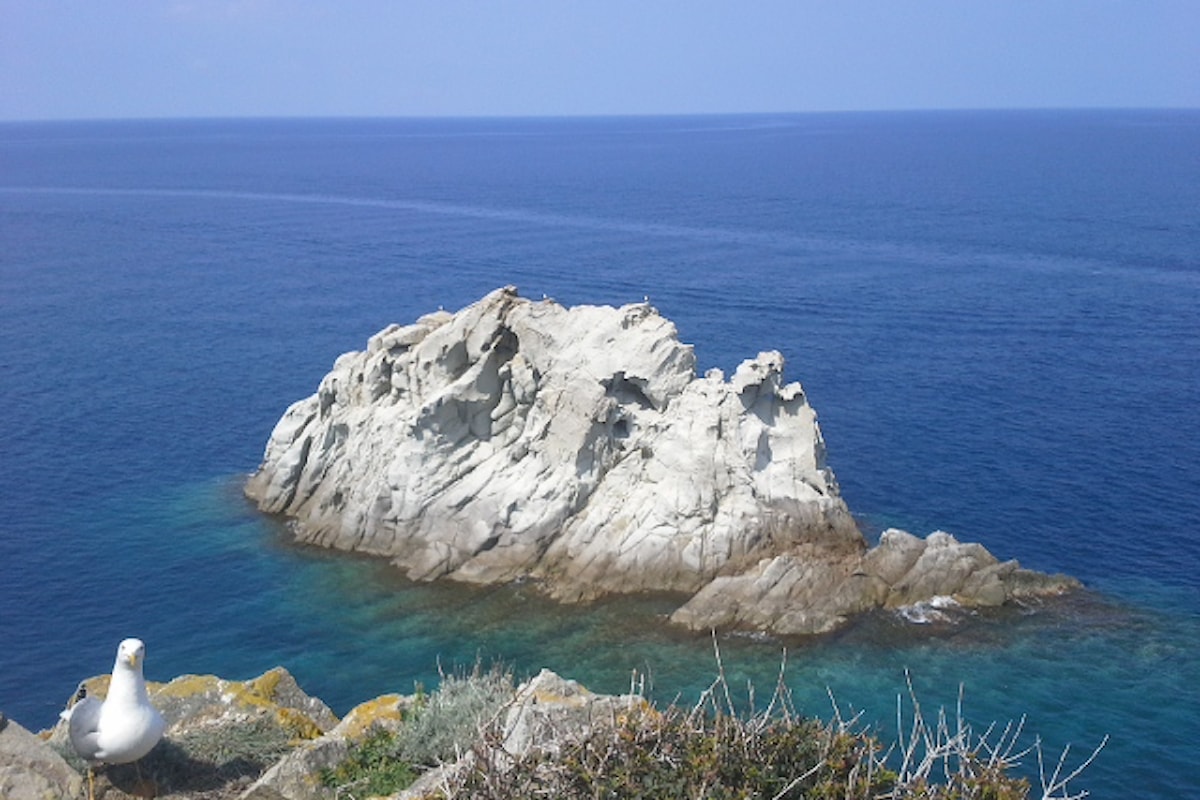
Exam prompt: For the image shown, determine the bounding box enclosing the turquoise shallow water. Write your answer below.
[26,475,1197,797]
[2,112,1198,797]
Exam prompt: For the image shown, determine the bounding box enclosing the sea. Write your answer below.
[1,111,1197,798]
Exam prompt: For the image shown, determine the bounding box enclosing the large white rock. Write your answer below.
[246,287,1076,634]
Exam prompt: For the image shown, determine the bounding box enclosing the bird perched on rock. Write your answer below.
[62,638,166,799]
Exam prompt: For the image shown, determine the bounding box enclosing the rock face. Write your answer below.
[245,693,413,800]
[1,711,86,800]
[246,286,1076,635]
[40,667,338,800]
[8,667,646,800]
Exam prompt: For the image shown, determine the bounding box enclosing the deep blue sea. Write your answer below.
[1,111,1197,797]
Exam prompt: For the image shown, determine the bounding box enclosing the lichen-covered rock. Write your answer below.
[246,287,1077,635]
[151,667,339,739]
[244,693,414,800]
[45,667,337,800]
[240,737,347,800]
[330,694,412,742]
[0,712,85,800]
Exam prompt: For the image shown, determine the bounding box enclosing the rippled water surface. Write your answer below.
[2,112,1198,797]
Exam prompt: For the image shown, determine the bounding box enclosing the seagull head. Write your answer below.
[116,638,147,672]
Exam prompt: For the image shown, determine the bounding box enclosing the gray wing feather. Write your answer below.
[66,696,103,761]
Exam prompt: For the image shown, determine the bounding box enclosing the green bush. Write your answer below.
[319,725,418,797]
[392,661,515,768]
[321,661,515,796]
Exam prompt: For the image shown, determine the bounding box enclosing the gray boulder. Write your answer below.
[0,711,85,800]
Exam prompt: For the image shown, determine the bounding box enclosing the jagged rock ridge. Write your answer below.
[245,286,1076,635]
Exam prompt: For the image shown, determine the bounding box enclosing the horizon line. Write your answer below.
[3,105,1198,126]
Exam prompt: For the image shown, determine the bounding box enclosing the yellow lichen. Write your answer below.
[225,677,275,710]
[246,667,285,702]
[276,706,325,741]
[338,694,407,741]
[150,670,329,738]
[532,684,593,707]
[155,674,222,698]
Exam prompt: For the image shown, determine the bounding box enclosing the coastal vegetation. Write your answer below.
[9,651,1102,799]
[319,662,514,796]
[318,652,1103,800]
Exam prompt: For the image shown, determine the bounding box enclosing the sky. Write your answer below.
[1,0,1197,121]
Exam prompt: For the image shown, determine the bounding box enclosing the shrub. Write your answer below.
[321,660,515,796]
[322,648,1104,800]
[455,648,1103,800]
[392,660,515,768]
[319,725,418,797]
[458,668,896,799]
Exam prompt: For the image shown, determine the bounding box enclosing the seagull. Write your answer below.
[62,638,166,799]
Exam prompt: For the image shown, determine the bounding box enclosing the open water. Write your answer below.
[1,111,1198,797]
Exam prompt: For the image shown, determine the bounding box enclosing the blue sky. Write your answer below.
[2,0,1197,120]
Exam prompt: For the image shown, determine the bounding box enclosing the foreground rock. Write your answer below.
[19,667,408,800]
[1,712,85,799]
[39,668,339,799]
[246,286,1076,635]
[7,667,634,800]
[13,660,1098,800]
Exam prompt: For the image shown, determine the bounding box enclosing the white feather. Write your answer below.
[66,638,165,764]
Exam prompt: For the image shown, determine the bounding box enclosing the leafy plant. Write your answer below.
[321,660,515,796]
[319,725,418,797]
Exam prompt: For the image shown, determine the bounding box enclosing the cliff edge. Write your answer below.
[246,286,1075,634]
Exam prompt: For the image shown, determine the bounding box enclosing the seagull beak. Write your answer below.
[127,652,140,668]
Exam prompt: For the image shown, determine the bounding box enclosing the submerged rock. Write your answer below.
[246,286,1076,635]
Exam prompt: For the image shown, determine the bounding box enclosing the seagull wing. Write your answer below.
[64,695,104,761]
